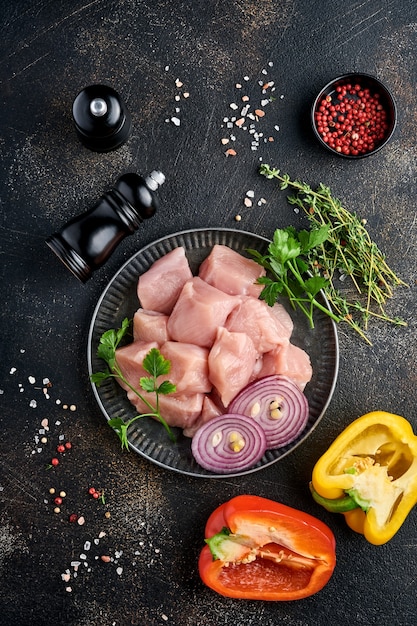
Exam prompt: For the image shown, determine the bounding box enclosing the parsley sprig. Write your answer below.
[248,226,341,329]
[91,318,176,448]
[258,164,408,344]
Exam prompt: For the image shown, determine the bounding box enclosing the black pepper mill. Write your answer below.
[45,171,165,282]
[72,84,132,152]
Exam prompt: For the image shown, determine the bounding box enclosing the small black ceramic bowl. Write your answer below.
[311,73,397,158]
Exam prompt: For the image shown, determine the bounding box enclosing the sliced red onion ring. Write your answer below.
[191,413,267,474]
[228,375,309,449]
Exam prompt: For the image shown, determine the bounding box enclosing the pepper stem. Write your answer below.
[309,482,359,513]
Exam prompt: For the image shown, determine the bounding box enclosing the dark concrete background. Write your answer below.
[1,1,416,625]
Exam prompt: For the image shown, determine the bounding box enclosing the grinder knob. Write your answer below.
[72,84,132,152]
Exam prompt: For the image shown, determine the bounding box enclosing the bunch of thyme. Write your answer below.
[260,164,408,344]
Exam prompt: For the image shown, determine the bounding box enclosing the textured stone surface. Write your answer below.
[1,1,417,624]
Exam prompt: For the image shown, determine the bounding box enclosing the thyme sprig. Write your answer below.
[259,164,408,344]
[91,318,176,448]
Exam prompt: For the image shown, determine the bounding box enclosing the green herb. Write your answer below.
[248,226,341,329]
[258,164,408,344]
[91,318,176,448]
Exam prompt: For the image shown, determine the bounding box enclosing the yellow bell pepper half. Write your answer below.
[310,411,417,545]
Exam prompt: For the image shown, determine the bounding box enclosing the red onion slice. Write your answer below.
[191,413,267,474]
[228,375,309,449]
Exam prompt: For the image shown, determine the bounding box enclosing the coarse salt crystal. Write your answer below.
[244,198,252,208]
[28,376,36,384]
[77,516,85,526]
[84,541,91,551]
[175,79,183,88]
[229,103,238,110]
[29,400,37,409]
[171,117,181,126]
[162,615,168,622]
[10,368,17,375]
[116,567,123,576]
[98,531,106,538]
[246,190,255,198]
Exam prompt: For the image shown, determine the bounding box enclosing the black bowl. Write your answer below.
[312,73,397,158]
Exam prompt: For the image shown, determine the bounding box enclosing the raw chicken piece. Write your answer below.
[127,388,205,430]
[259,342,313,390]
[158,341,211,394]
[198,244,266,298]
[137,247,193,314]
[183,394,224,437]
[133,309,170,344]
[269,303,294,339]
[167,277,239,348]
[208,327,258,407]
[115,341,159,391]
[226,297,290,353]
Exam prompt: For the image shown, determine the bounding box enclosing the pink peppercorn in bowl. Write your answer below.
[311,73,397,158]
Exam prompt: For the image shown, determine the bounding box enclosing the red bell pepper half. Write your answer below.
[199,494,336,601]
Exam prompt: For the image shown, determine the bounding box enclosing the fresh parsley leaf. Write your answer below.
[139,376,157,393]
[90,370,112,386]
[157,381,177,395]
[143,347,171,378]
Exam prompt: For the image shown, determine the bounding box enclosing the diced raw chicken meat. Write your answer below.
[137,247,193,314]
[133,309,170,344]
[158,341,211,394]
[208,327,258,407]
[183,394,224,437]
[115,341,159,391]
[198,244,266,298]
[167,277,239,348]
[226,297,290,353]
[268,303,294,339]
[259,342,313,390]
[127,388,204,430]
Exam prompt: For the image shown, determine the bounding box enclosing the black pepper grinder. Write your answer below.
[45,171,165,282]
[72,84,132,151]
